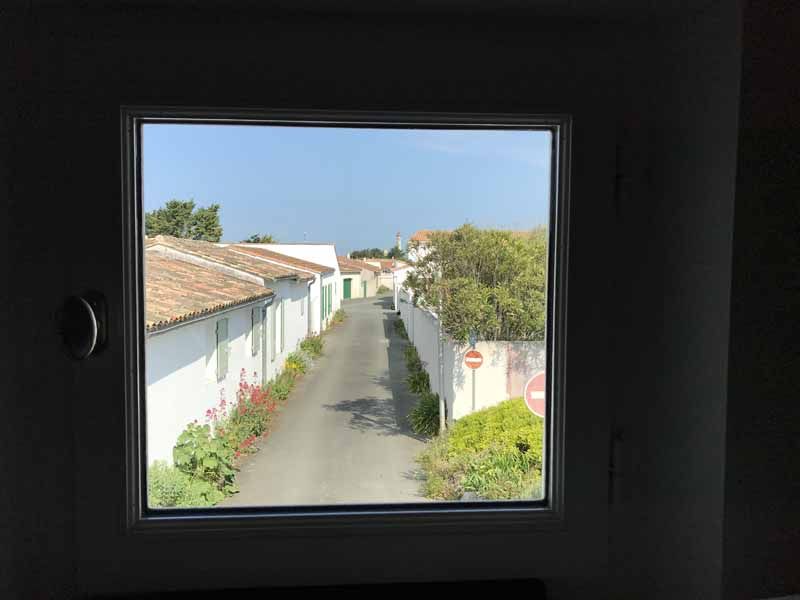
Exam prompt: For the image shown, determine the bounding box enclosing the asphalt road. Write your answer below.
[221,295,429,507]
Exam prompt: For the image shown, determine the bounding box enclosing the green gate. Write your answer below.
[343,278,352,299]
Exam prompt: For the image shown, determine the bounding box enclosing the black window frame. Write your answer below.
[123,107,570,535]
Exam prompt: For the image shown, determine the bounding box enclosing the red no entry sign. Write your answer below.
[464,349,483,369]
[524,372,546,417]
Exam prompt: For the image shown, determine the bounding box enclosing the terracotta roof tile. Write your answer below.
[145,253,273,332]
[148,235,313,282]
[234,245,334,274]
[337,256,381,273]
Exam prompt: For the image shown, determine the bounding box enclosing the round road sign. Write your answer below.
[524,372,546,417]
[464,349,483,369]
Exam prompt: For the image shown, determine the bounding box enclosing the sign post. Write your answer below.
[464,346,483,412]
[524,372,546,417]
[467,330,479,412]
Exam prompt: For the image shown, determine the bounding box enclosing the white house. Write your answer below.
[144,251,275,465]
[337,255,380,299]
[231,245,337,333]
[147,235,313,382]
[364,258,408,291]
[408,229,436,263]
[259,243,343,325]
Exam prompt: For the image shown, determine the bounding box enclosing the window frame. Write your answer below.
[123,107,570,537]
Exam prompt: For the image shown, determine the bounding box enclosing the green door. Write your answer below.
[362,281,367,297]
[343,278,352,299]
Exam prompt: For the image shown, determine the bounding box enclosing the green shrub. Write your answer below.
[404,345,422,372]
[416,398,544,501]
[300,334,324,357]
[332,308,346,324]
[377,284,391,294]
[147,461,225,508]
[409,391,440,436]
[393,318,409,340]
[406,369,430,395]
[173,423,237,494]
[285,351,308,374]
[268,370,296,403]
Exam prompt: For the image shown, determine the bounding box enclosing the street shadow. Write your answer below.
[321,300,426,442]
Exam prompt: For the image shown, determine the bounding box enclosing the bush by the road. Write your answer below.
[300,334,324,358]
[408,390,439,437]
[403,343,440,436]
[147,460,226,507]
[394,318,409,340]
[416,398,544,500]
[149,363,308,508]
[377,284,391,294]
[332,308,346,325]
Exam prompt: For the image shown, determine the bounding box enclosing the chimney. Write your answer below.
[396,232,402,250]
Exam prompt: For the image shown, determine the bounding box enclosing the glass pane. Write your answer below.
[142,123,552,508]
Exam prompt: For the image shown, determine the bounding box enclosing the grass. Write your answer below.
[416,398,544,501]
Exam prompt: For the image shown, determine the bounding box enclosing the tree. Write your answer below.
[241,234,277,244]
[350,248,386,259]
[404,224,547,342]
[145,199,223,242]
[386,247,407,260]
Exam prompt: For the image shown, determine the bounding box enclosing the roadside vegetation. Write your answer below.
[416,398,544,501]
[377,284,391,294]
[393,318,440,437]
[331,308,346,326]
[148,339,321,508]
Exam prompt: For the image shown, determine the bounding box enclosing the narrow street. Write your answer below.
[221,295,428,506]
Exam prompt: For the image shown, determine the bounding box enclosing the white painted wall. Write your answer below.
[340,272,361,299]
[398,289,546,424]
[145,301,268,465]
[263,244,342,316]
[265,278,309,381]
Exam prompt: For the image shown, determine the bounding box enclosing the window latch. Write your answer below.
[58,291,108,360]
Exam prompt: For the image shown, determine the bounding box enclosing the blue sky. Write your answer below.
[142,124,551,255]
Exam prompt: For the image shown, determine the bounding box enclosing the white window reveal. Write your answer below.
[271,301,277,362]
[251,306,261,357]
[216,318,229,381]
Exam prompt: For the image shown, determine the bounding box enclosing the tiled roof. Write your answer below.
[337,256,380,273]
[145,253,273,332]
[234,245,334,274]
[410,230,438,242]
[148,235,312,282]
[366,258,408,271]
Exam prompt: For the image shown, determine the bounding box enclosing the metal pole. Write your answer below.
[472,368,476,412]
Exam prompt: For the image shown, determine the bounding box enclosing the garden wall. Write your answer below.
[398,290,546,424]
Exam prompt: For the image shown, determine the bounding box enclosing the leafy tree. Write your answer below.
[350,247,386,259]
[145,199,223,242]
[241,233,277,243]
[386,247,407,260]
[404,224,547,342]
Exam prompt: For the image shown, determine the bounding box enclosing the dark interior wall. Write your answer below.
[723,2,800,598]
[2,9,77,599]
[4,7,621,598]
[603,2,742,598]
[3,2,796,599]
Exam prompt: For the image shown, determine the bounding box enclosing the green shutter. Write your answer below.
[328,284,332,314]
[251,306,261,356]
[216,318,229,380]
